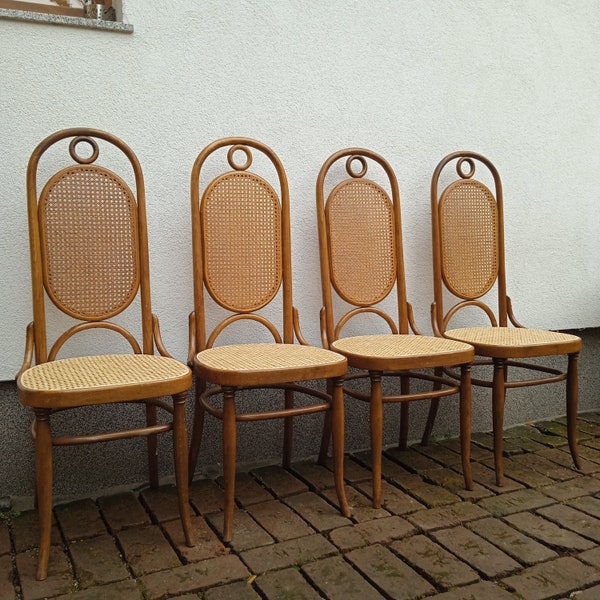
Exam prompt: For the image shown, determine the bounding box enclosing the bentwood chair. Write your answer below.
[17,128,194,580]
[187,137,350,541]
[429,151,581,486]
[316,148,475,508]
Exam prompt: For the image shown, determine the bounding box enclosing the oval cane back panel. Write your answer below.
[39,165,140,321]
[439,179,499,299]
[202,171,282,312]
[326,179,396,306]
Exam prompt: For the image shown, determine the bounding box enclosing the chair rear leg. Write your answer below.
[34,409,53,581]
[459,364,473,490]
[172,391,195,547]
[567,352,581,469]
[318,410,332,465]
[188,380,206,484]
[146,403,158,488]
[421,367,443,445]
[398,376,410,449]
[331,376,350,517]
[492,358,507,487]
[222,387,237,542]
[283,388,294,468]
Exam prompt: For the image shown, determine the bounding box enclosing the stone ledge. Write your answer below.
[0,8,133,32]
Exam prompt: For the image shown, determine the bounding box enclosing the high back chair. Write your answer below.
[316,148,475,508]
[17,128,194,580]
[188,137,350,541]
[430,151,581,486]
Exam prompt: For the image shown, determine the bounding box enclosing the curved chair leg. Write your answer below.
[567,352,581,470]
[222,387,237,542]
[398,376,410,450]
[318,409,332,465]
[459,364,473,490]
[188,380,206,484]
[146,403,159,488]
[421,367,443,445]
[370,371,384,509]
[172,391,195,547]
[331,376,350,517]
[34,409,53,581]
[283,387,294,469]
[492,358,507,487]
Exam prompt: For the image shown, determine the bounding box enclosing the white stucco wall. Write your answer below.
[2,1,600,380]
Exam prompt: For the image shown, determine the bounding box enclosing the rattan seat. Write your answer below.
[195,343,347,385]
[445,328,581,358]
[19,355,190,405]
[17,129,194,580]
[188,138,350,542]
[429,151,582,486]
[317,148,475,508]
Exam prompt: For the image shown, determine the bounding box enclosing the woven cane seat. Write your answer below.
[19,354,191,407]
[332,334,473,371]
[445,328,581,359]
[194,343,347,386]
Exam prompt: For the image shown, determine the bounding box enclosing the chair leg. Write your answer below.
[421,366,443,445]
[398,377,410,450]
[459,364,473,491]
[34,409,53,581]
[188,380,206,484]
[331,376,350,517]
[567,352,581,470]
[146,403,159,488]
[283,387,294,469]
[222,387,237,542]
[492,358,507,487]
[370,371,384,509]
[318,410,332,465]
[172,391,195,547]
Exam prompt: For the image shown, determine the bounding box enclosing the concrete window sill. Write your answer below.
[0,8,133,32]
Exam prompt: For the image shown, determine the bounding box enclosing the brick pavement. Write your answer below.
[2,413,600,599]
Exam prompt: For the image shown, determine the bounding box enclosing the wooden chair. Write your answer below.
[187,137,350,541]
[316,148,475,508]
[429,151,582,486]
[17,128,195,580]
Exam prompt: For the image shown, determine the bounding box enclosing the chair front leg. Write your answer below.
[222,386,237,542]
[172,391,194,547]
[421,366,443,445]
[34,408,53,581]
[567,352,580,470]
[370,371,384,509]
[492,358,507,486]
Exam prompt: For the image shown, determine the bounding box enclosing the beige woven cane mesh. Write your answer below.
[19,354,189,392]
[39,166,139,321]
[446,327,581,348]
[326,179,396,306]
[439,179,498,300]
[202,171,282,312]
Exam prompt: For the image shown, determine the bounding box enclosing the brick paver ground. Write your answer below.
[3,413,600,599]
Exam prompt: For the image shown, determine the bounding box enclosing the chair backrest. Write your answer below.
[26,128,152,363]
[316,149,409,345]
[190,138,293,351]
[430,151,507,332]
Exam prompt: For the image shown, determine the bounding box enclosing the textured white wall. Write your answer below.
[2,1,600,380]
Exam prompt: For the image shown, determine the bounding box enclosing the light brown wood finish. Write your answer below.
[188,138,350,542]
[429,151,582,486]
[316,148,475,508]
[17,129,195,580]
